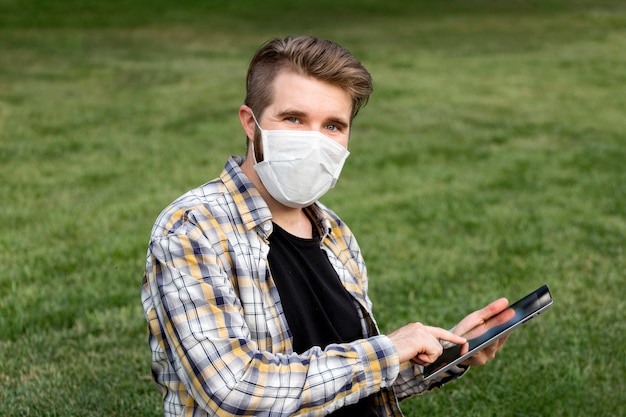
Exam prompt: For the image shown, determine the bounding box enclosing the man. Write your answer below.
[141,35,509,416]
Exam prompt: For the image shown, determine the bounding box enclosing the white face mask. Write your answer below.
[250,113,350,208]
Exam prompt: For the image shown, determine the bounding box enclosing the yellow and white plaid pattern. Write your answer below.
[141,156,465,416]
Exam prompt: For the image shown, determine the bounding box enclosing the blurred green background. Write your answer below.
[1,1,624,416]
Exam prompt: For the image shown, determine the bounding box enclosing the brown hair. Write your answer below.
[245,35,373,121]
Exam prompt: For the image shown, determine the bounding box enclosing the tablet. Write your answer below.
[422,284,553,381]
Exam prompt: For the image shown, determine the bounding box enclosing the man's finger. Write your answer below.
[428,326,466,345]
[475,298,509,321]
[456,298,509,336]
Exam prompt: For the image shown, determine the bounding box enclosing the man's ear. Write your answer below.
[238,105,256,144]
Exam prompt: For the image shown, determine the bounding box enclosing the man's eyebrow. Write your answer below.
[327,117,350,130]
[275,109,307,119]
[275,109,350,130]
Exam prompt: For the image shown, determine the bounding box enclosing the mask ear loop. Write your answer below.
[249,110,263,164]
[250,110,263,131]
[250,140,258,164]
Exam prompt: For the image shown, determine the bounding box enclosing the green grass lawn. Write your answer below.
[1,1,625,416]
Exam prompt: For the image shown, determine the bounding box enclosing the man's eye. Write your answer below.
[286,117,300,124]
[326,124,338,132]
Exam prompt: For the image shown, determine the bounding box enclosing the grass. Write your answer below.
[1,0,625,415]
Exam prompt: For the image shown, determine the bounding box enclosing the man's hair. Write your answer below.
[245,35,373,121]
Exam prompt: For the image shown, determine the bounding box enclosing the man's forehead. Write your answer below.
[267,72,352,119]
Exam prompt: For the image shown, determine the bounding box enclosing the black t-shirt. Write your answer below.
[268,222,376,417]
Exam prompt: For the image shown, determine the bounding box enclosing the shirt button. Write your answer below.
[263,223,272,232]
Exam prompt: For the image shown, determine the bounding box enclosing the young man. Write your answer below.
[141,35,509,416]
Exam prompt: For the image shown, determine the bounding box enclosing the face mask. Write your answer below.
[250,112,350,208]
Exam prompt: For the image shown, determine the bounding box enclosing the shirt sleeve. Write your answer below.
[143,230,401,416]
[391,358,469,400]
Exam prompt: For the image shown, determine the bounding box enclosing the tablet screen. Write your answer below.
[422,284,553,381]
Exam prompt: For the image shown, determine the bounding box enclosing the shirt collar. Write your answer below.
[220,155,273,233]
[304,204,333,241]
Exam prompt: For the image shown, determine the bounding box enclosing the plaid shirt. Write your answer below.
[141,156,465,417]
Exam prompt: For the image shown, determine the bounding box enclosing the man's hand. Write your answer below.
[454,297,512,366]
[388,323,466,365]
